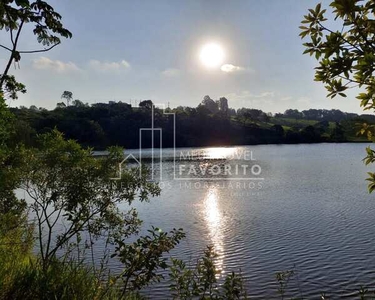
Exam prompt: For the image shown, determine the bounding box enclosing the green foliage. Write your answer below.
[0,94,14,146]
[301,0,375,192]
[0,0,72,47]
[0,256,143,300]
[169,246,248,299]
[300,0,375,103]
[193,245,218,298]
[0,94,26,214]
[169,258,195,299]
[3,260,102,300]
[0,74,26,99]
[10,103,368,150]
[114,227,185,294]
[0,209,34,289]
[222,272,247,300]
[20,129,161,267]
[0,0,72,98]
[330,122,346,141]
[276,270,295,300]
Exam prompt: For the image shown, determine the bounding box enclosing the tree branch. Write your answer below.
[318,21,364,54]
[0,19,24,88]
[335,74,362,85]
[351,11,375,52]
[0,44,12,52]
[5,9,15,45]
[13,19,24,47]
[18,43,60,54]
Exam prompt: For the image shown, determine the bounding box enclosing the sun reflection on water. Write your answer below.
[204,147,237,160]
[203,187,224,275]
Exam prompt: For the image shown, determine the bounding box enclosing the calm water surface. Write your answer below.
[109,143,375,299]
[20,143,375,299]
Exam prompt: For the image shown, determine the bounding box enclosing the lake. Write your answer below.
[20,143,375,299]
[111,143,375,299]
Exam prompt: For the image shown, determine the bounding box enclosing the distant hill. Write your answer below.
[10,97,373,149]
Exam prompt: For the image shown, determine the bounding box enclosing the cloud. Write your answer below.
[254,91,275,98]
[161,68,180,77]
[221,64,244,73]
[88,60,131,72]
[225,90,275,105]
[32,56,81,73]
[220,64,253,73]
[32,57,131,74]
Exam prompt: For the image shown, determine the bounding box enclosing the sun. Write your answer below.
[199,43,225,68]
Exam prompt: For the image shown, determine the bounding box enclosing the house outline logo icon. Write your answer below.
[111,103,176,182]
[111,153,141,180]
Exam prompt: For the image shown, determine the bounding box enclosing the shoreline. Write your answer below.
[92,140,372,153]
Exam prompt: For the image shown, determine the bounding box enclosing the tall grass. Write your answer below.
[0,212,142,300]
[0,255,142,300]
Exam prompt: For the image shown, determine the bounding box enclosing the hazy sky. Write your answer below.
[2,0,365,113]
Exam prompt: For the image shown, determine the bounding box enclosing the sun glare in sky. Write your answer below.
[199,43,225,69]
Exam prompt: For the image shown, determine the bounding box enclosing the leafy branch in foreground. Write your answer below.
[276,270,295,300]
[300,0,375,192]
[20,129,161,270]
[0,94,26,216]
[113,227,185,296]
[0,0,72,98]
[169,245,248,300]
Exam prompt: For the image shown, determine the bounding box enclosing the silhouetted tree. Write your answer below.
[315,120,329,134]
[9,101,364,149]
[301,125,321,142]
[139,100,153,110]
[200,95,218,113]
[330,122,345,142]
[218,97,229,113]
[61,91,73,106]
[72,99,85,107]
[56,102,66,109]
[284,109,303,119]
[272,124,284,137]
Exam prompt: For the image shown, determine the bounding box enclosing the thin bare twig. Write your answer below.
[18,43,60,54]
[0,44,12,52]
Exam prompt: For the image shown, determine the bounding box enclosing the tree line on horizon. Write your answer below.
[24,92,373,122]
[9,93,371,149]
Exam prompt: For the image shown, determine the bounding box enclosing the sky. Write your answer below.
[1,0,366,114]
